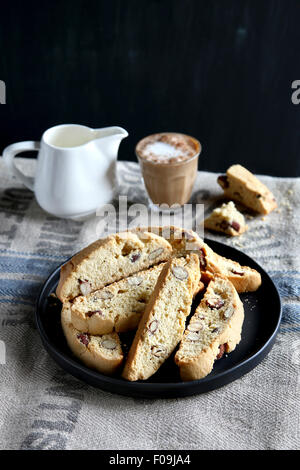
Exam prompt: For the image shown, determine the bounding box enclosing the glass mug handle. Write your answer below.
[3,141,40,191]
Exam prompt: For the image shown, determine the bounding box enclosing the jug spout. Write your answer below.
[93,126,128,141]
[91,126,128,165]
[92,126,128,160]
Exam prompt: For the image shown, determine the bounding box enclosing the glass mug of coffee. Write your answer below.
[136,132,201,210]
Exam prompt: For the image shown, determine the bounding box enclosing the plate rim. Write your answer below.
[35,238,282,395]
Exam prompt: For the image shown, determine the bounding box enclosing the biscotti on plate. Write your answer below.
[56,230,172,302]
[175,275,244,381]
[71,264,165,334]
[204,201,248,236]
[199,242,261,292]
[133,225,261,292]
[71,259,202,335]
[133,226,204,255]
[61,303,123,375]
[217,164,277,215]
[153,226,261,293]
[122,254,200,381]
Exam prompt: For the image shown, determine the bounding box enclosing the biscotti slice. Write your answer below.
[175,275,244,381]
[133,225,204,256]
[217,164,277,214]
[71,264,165,334]
[61,303,123,375]
[153,227,260,292]
[133,226,205,292]
[199,242,261,292]
[56,231,172,302]
[71,259,201,335]
[122,254,200,381]
[132,225,260,292]
[204,201,248,236]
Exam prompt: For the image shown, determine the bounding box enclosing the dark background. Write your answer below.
[0,0,300,176]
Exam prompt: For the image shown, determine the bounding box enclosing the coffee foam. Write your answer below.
[142,141,188,160]
[137,133,197,164]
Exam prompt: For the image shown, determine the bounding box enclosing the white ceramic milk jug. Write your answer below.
[3,124,128,218]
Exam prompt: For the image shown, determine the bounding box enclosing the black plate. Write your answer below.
[35,239,282,398]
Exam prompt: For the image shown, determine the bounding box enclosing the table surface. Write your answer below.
[0,158,299,450]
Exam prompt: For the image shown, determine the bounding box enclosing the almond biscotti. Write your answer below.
[133,225,203,256]
[71,259,201,335]
[56,231,172,302]
[200,242,261,292]
[175,275,244,381]
[71,264,165,334]
[61,303,123,375]
[217,164,277,215]
[134,225,261,292]
[204,201,248,236]
[122,254,200,381]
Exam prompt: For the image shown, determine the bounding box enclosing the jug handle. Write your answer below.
[3,141,40,191]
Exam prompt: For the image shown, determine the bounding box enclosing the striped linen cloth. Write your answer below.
[0,158,299,450]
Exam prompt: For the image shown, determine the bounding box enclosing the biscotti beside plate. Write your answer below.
[217,164,277,215]
[61,303,123,375]
[56,230,172,302]
[122,254,200,381]
[204,201,248,237]
[175,275,244,381]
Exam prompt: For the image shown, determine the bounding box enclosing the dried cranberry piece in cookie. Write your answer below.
[217,175,229,189]
[130,252,141,263]
[199,248,207,269]
[77,333,90,346]
[231,221,240,232]
[216,344,225,360]
[86,310,103,318]
[231,268,244,276]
